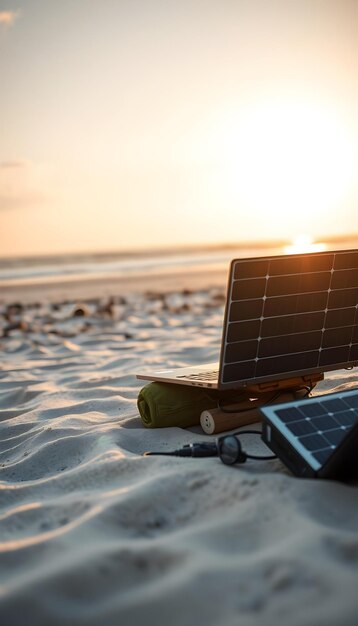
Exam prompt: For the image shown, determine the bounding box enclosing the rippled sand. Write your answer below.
[1,289,358,625]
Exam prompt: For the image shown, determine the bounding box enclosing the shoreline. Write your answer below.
[2,238,358,306]
[0,265,230,304]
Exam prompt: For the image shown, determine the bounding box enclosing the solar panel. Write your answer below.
[260,388,358,479]
[220,249,358,387]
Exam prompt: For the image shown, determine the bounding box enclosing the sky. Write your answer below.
[0,0,357,257]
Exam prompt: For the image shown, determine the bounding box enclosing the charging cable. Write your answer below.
[143,430,277,465]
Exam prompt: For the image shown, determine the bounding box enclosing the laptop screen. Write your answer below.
[219,249,358,387]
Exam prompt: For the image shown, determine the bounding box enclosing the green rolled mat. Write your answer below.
[137,381,240,429]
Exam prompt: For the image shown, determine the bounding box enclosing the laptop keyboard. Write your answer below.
[177,370,219,381]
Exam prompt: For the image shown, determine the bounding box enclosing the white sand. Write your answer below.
[0,285,358,626]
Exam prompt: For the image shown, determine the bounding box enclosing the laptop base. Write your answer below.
[200,373,324,434]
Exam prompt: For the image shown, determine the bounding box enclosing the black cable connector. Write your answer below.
[143,442,218,458]
[183,442,219,457]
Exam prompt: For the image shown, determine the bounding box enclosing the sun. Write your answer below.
[171,93,354,243]
[284,234,327,255]
[228,98,352,225]
[189,95,354,239]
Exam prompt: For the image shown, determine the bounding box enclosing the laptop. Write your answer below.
[136,248,358,391]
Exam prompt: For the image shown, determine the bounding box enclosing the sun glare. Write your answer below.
[230,99,352,222]
[284,234,327,255]
[182,95,355,240]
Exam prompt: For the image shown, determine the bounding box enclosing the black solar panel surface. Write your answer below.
[221,250,358,385]
[262,389,358,470]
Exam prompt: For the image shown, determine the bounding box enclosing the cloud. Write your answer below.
[0,191,45,210]
[0,10,20,27]
[0,160,28,169]
[0,159,50,210]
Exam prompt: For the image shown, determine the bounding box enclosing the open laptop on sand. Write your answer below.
[136,249,358,391]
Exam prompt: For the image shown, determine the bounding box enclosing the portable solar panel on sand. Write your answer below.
[137,248,358,390]
[220,249,358,387]
[260,388,358,480]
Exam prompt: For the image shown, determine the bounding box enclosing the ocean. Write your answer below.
[1,237,357,303]
[0,243,283,288]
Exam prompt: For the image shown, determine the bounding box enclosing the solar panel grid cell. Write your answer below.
[328,288,358,308]
[286,420,316,436]
[313,449,332,464]
[334,251,358,269]
[344,394,358,408]
[298,433,331,452]
[325,308,356,327]
[222,250,358,385]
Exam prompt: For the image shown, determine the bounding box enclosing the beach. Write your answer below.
[1,253,358,626]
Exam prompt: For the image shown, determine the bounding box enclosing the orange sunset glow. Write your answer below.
[0,0,357,257]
